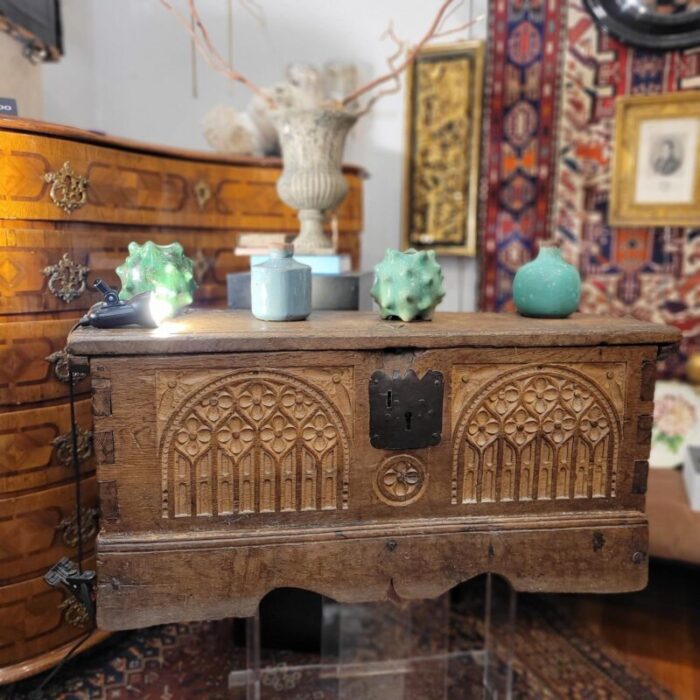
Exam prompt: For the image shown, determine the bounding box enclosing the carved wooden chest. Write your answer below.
[67,311,679,630]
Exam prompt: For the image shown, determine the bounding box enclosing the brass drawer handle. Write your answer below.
[58,506,99,548]
[42,252,89,303]
[53,427,93,467]
[45,161,88,213]
[46,347,90,384]
[59,598,90,628]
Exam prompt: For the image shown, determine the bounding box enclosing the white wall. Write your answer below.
[0,33,43,118]
[43,0,487,311]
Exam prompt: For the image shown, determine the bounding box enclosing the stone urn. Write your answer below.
[272,108,357,255]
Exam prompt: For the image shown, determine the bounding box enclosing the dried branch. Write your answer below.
[159,0,484,118]
[159,0,275,106]
[342,0,484,112]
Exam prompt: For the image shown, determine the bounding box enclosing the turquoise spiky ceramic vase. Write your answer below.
[371,248,445,322]
[513,241,580,318]
[116,241,196,312]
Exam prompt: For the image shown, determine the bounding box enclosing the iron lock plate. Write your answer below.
[369,369,444,450]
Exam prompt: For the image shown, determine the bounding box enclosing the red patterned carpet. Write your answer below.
[2,585,672,700]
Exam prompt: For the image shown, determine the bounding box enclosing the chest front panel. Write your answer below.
[93,344,653,536]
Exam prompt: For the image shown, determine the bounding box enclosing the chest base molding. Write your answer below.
[96,510,646,630]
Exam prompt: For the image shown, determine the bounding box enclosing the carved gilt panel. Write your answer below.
[451,364,625,505]
[157,368,353,518]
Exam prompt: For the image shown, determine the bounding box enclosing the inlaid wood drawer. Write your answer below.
[0,477,97,584]
[0,315,91,407]
[0,555,100,672]
[0,224,362,315]
[0,399,93,496]
[0,131,363,231]
[68,311,679,630]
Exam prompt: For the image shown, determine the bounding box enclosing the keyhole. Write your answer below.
[386,390,392,408]
[405,411,412,430]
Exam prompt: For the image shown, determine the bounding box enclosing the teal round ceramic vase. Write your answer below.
[371,248,445,322]
[513,241,581,318]
[251,245,311,321]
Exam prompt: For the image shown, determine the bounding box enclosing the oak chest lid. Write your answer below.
[68,310,681,356]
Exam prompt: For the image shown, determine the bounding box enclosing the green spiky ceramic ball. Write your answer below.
[116,241,196,311]
[371,249,445,322]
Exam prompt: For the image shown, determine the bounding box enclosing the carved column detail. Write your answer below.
[158,369,352,518]
[451,364,624,505]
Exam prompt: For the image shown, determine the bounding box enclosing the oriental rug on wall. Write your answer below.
[480,0,700,375]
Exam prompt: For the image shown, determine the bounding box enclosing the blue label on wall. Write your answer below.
[0,98,18,115]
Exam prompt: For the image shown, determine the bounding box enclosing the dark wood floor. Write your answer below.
[556,559,700,699]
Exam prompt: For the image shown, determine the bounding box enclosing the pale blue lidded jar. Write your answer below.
[251,244,311,321]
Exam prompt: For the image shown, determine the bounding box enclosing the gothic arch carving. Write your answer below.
[452,366,621,504]
[160,370,351,518]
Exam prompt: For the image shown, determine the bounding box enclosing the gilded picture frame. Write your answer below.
[610,92,700,227]
[401,40,484,257]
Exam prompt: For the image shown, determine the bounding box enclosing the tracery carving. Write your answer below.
[452,365,622,504]
[160,370,351,518]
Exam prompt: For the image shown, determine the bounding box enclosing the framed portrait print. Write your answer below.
[401,41,484,257]
[610,92,700,227]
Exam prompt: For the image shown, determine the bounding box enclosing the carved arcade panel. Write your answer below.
[451,364,625,505]
[157,369,353,518]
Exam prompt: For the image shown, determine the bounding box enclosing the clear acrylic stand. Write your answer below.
[229,574,516,700]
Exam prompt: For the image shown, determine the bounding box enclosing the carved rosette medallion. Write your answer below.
[42,253,89,303]
[44,161,88,213]
[159,370,352,518]
[374,455,427,506]
[452,365,622,505]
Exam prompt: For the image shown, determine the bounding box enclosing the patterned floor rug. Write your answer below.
[2,585,672,700]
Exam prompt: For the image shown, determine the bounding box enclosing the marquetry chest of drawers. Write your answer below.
[0,118,364,681]
[67,311,679,630]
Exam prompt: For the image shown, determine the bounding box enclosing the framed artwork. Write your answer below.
[402,41,484,257]
[651,381,700,468]
[585,0,700,50]
[610,92,700,227]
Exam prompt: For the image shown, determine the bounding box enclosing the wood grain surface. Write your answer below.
[77,313,673,628]
[69,310,682,356]
[0,117,365,679]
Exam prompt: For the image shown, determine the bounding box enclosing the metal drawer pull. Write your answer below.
[45,161,88,213]
[46,347,90,384]
[53,427,93,467]
[59,597,90,628]
[58,506,99,548]
[42,252,89,303]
